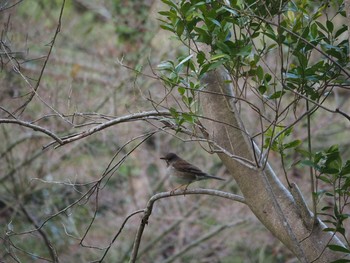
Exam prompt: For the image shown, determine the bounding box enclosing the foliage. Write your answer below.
[302,145,350,256]
[158,0,350,260]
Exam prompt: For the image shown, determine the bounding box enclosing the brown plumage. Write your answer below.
[160,153,225,193]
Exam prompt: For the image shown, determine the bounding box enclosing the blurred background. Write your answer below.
[0,0,331,262]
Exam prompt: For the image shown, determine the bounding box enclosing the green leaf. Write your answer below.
[210,53,230,61]
[318,175,332,184]
[197,51,206,64]
[193,1,206,7]
[207,60,227,71]
[158,11,171,16]
[158,61,174,70]
[200,59,227,75]
[329,259,350,263]
[176,117,185,127]
[222,6,238,16]
[182,112,196,123]
[160,24,175,33]
[237,44,252,57]
[300,160,316,168]
[194,26,211,44]
[178,87,186,95]
[176,20,185,36]
[182,95,193,106]
[310,23,318,39]
[216,41,231,54]
[315,21,327,32]
[342,177,350,190]
[207,17,221,27]
[295,148,312,158]
[169,107,178,118]
[340,160,350,176]
[294,50,308,69]
[285,72,301,80]
[258,85,267,95]
[323,227,336,232]
[161,0,178,9]
[264,73,272,82]
[322,43,343,60]
[328,245,350,253]
[321,206,332,211]
[135,64,143,73]
[268,90,285,99]
[284,140,302,149]
[336,226,346,236]
[175,54,193,71]
[256,65,264,81]
[335,25,348,39]
[326,20,334,33]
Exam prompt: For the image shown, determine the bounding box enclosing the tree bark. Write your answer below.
[200,70,347,262]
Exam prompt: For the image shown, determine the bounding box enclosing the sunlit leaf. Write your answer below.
[175,54,193,71]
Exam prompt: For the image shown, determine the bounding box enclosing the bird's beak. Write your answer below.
[160,157,169,165]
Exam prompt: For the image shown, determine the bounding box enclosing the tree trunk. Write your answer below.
[200,70,347,262]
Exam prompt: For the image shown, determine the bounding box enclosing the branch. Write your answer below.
[13,0,66,115]
[199,68,348,262]
[335,108,350,122]
[94,209,144,263]
[20,204,59,262]
[46,110,170,148]
[218,3,350,79]
[0,118,63,145]
[0,0,24,11]
[129,189,245,263]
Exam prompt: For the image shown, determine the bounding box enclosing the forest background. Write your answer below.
[1,0,350,262]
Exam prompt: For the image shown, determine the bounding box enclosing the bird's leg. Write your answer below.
[170,184,184,195]
[183,183,191,196]
[170,183,191,195]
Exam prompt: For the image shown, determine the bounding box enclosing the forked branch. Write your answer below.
[129,189,245,263]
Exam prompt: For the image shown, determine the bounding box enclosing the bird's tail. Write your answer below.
[205,174,225,181]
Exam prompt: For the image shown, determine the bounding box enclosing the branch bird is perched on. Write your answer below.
[160,153,225,193]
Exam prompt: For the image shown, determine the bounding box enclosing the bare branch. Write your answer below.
[0,0,24,12]
[13,0,66,115]
[20,204,59,262]
[129,189,245,263]
[95,209,145,263]
[0,118,63,144]
[46,110,170,148]
[335,108,350,122]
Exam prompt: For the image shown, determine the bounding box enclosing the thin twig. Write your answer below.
[20,204,59,262]
[13,0,66,115]
[95,209,144,263]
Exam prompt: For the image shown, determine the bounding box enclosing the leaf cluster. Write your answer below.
[302,145,350,257]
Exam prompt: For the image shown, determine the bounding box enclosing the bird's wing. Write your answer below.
[174,159,225,181]
[174,160,207,176]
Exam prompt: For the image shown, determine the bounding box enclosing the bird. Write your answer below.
[160,153,225,194]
